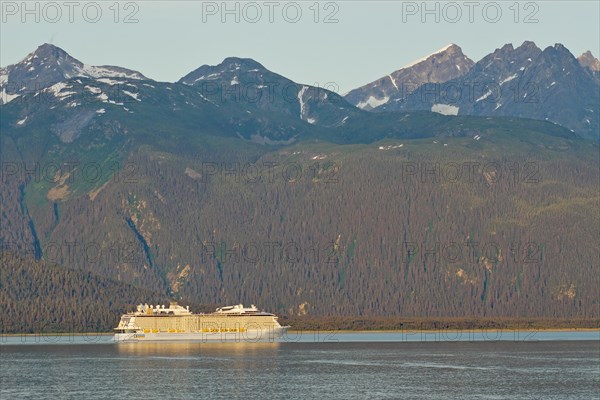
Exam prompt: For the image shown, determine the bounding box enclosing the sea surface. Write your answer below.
[1,331,598,399]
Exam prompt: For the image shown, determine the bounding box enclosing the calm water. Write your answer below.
[1,332,599,399]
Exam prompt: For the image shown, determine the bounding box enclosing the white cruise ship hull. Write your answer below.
[114,326,289,343]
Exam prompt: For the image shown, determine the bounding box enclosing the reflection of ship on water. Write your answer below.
[114,302,290,342]
[116,341,282,357]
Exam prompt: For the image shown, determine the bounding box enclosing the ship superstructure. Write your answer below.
[113,302,289,342]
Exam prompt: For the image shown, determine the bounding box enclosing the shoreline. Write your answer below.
[2,328,599,337]
[288,327,600,334]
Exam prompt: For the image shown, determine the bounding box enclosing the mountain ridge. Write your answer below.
[362,41,599,141]
[3,42,598,140]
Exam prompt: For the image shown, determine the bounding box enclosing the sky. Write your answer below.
[1,1,599,93]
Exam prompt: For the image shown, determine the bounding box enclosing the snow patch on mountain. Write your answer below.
[500,74,518,85]
[476,90,492,102]
[1,87,20,103]
[388,74,398,90]
[96,78,124,86]
[122,90,141,101]
[379,144,404,150]
[431,103,459,116]
[0,70,8,85]
[77,64,145,80]
[357,95,390,109]
[298,86,308,120]
[47,82,76,99]
[85,86,102,94]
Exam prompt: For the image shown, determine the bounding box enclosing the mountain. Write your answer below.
[578,50,600,71]
[0,43,147,105]
[179,57,360,128]
[376,41,599,141]
[1,44,598,332]
[344,44,474,110]
[1,73,322,146]
[381,40,543,114]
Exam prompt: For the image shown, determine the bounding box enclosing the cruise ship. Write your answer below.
[113,302,290,342]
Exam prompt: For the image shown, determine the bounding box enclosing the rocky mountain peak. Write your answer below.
[220,57,265,70]
[178,56,274,87]
[30,43,71,61]
[537,43,579,69]
[345,44,474,110]
[518,40,540,52]
[498,43,515,53]
[577,50,600,71]
[0,43,147,105]
[401,43,467,68]
[37,42,69,56]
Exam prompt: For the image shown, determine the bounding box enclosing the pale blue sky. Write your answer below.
[1,1,599,93]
